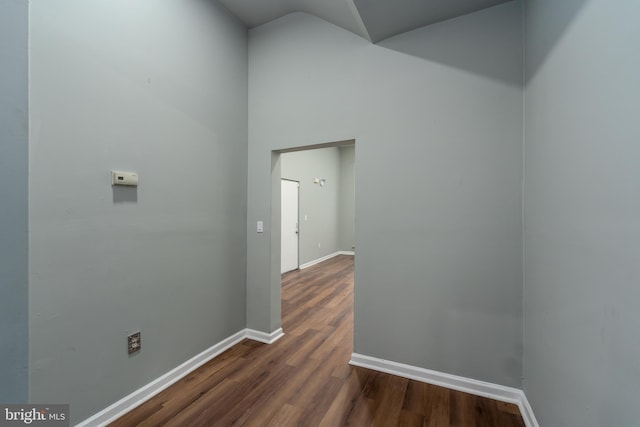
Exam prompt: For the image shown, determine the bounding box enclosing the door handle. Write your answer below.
[295,223,299,234]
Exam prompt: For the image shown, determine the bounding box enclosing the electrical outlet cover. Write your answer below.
[128,332,141,354]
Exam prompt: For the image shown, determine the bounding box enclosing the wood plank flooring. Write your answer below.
[110,255,525,427]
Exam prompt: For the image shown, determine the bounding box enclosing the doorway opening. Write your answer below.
[273,139,356,335]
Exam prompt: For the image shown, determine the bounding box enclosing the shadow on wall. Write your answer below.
[112,186,138,204]
[377,0,589,88]
[377,1,524,88]
[524,0,589,83]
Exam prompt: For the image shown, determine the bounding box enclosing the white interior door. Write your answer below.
[281,179,299,274]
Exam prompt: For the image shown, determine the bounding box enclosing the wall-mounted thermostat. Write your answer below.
[112,170,139,186]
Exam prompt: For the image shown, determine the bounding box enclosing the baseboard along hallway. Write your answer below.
[109,255,525,426]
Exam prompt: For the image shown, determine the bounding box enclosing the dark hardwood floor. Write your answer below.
[110,255,525,426]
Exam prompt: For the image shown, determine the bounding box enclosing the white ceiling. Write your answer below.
[218,0,370,40]
[218,0,513,42]
[354,0,514,42]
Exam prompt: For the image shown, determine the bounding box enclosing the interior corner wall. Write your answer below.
[0,0,29,403]
[524,0,640,425]
[248,0,524,387]
[281,147,341,265]
[29,1,248,422]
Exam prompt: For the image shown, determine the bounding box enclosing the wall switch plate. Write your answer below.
[257,221,264,233]
[128,331,141,354]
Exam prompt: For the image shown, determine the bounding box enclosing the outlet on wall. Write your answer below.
[128,332,141,355]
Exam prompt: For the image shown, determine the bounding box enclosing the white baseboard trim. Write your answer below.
[76,328,284,426]
[519,391,540,427]
[299,251,354,269]
[246,328,284,344]
[299,252,340,269]
[349,353,539,427]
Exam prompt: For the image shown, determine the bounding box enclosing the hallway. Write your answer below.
[111,255,524,426]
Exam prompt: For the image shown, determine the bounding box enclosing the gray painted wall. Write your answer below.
[281,147,341,265]
[248,1,523,386]
[338,146,355,252]
[0,0,29,403]
[524,0,640,425]
[29,0,248,422]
